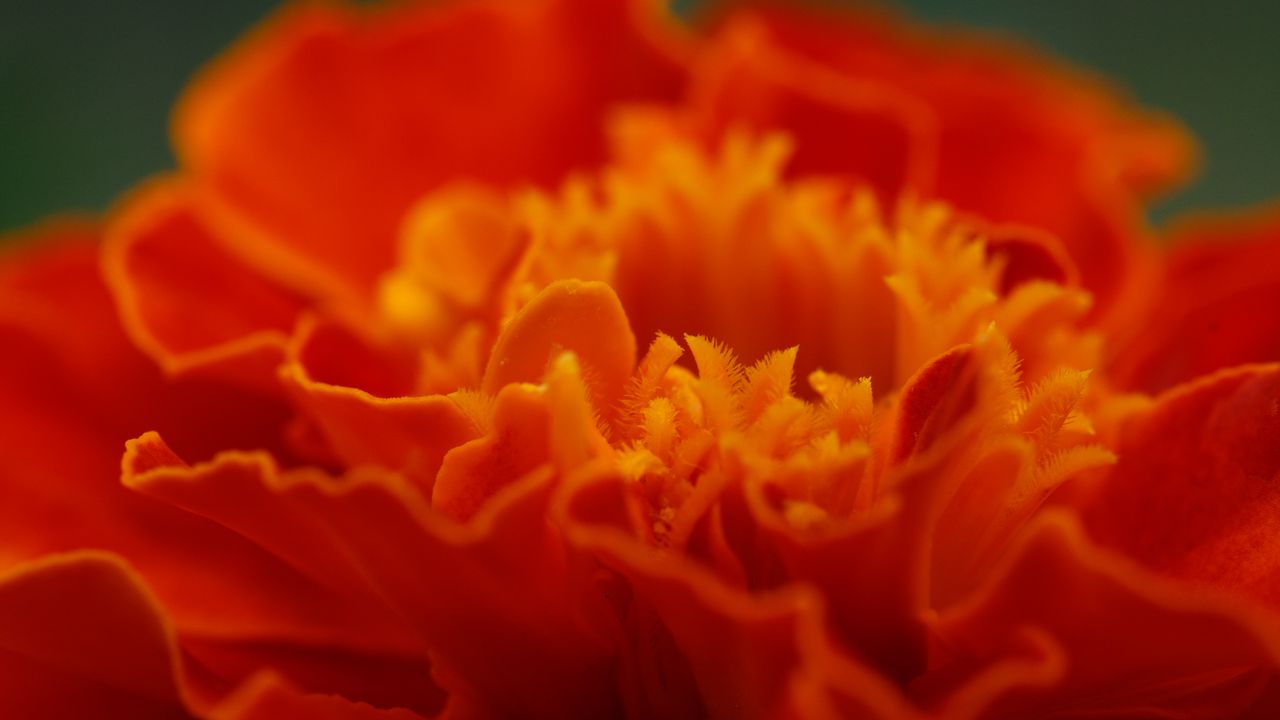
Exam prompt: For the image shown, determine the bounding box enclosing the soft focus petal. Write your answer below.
[103,177,303,387]
[208,672,425,720]
[0,224,377,648]
[282,319,480,494]
[1082,364,1280,608]
[127,433,618,718]
[175,0,682,305]
[1109,207,1280,392]
[698,0,1195,315]
[556,467,918,720]
[929,511,1280,718]
[685,16,935,201]
[0,552,191,720]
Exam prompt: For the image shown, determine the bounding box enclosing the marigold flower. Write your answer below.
[2,1,1278,718]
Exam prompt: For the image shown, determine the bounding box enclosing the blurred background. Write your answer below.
[1,0,1277,235]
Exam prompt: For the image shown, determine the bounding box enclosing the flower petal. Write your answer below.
[0,551,190,719]
[708,1,1195,314]
[1109,208,1280,392]
[1082,363,1280,607]
[208,672,425,720]
[931,510,1280,717]
[175,0,682,304]
[103,177,303,387]
[122,433,429,656]
[0,224,371,649]
[281,319,480,495]
[481,279,636,432]
[127,434,619,718]
[688,16,935,201]
[556,467,918,720]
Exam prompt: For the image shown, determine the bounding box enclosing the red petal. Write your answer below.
[707,2,1194,315]
[175,0,682,304]
[185,644,438,719]
[887,345,976,466]
[688,16,935,201]
[103,177,303,388]
[123,432,428,656]
[1082,364,1280,607]
[557,468,917,719]
[1109,208,1280,392]
[129,434,619,717]
[209,672,425,720]
[0,552,190,719]
[282,319,479,495]
[930,511,1280,718]
[980,223,1080,295]
[0,224,359,648]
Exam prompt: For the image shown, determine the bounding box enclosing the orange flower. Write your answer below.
[2,1,1278,718]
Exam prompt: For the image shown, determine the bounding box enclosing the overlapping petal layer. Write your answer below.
[4,0,1280,718]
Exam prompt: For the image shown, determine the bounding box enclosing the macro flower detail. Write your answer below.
[3,0,1280,718]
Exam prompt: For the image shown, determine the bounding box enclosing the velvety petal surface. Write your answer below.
[930,511,1280,718]
[0,552,191,720]
[175,0,683,306]
[1082,364,1280,608]
[1109,208,1280,392]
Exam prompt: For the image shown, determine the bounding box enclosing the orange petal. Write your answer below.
[209,672,426,720]
[175,0,682,305]
[930,511,1280,717]
[281,319,480,495]
[557,468,918,719]
[709,1,1195,316]
[1082,364,1280,608]
[130,434,619,717]
[0,224,337,648]
[1108,207,1280,392]
[432,384,551,521]
[123,432,429,656]
[185,643,438,719]
[0,552,190,719]
[104,177,302,388]
[481,280,636,432]
[688,16,935,201]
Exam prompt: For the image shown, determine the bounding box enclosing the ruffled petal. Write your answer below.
[685,16,935,201]
[282,319,480,494]
[556,467,918,720]
[1109,207,1280,392]
[1081,364,1280,607]
[103,177,303,387]
[122,433,430,657]
[0,224,366,648]
[929,511,1280,718]
[126,434,619,718]
[175,0,682,305]
[698,0,1195,315]
[0,552,191,719]
[208,672,425,720]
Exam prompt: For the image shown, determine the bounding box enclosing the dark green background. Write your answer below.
[2,1,1277,235]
